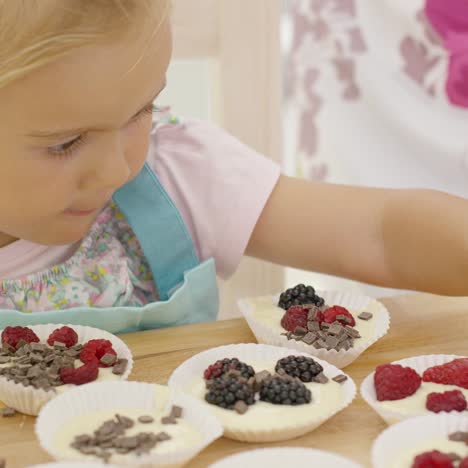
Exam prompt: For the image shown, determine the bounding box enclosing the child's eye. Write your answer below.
[47,135,85,159]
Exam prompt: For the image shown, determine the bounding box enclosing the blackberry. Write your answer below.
[259,376,312,405]
[275,355,323,382]
[278,284,324,310]
[205,376,255,409]
[203,358,255,380]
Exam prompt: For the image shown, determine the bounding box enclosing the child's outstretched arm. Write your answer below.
[246,175,468,295]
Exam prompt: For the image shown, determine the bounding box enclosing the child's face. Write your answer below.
[0,18,172,247]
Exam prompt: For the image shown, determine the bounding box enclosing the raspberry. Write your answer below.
[1,326,40,349]
[374,363,422,401]
[280,305,309,332]
[322,306,356,327]
[203,358,255,380]
[60,361,99,385]
[426,390,467,413]
[80,339,117,367]
[460,458,468,468]
[411,450,455,468]
[46,326,78,348]
[422,358,468,390]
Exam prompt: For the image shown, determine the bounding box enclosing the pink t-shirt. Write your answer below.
[0,119,280,311]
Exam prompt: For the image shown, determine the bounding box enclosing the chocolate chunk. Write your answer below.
[327,323,343,336]
[336,314,353,325]
[79,446,97,455]
[16,340,29,351]
[332,374,348,384]
[112,358,128,375]
[53,341,66,350]
[302,332,318,345]
[138,415,154,424]
[293,326,307,336]
[2,343,14,354]
[255,370,271,384]
[358,312,373,321]
[156,431,171,442]
[320,322,330,330]
[307,321,320,332]
[307,306,320,321]
[314,339,328,349]
[344,326,361,339]
[170,405,183,419]
[234,400,249,414]
[281,331,293,340]
[161,416,176,425]
[100,353,117,366]
[29,353,44,364]
[314,372,329,384]
[1,407,16,417]
[448,431,468,443]
[0,356,10,364]
[115,414,134,429]
[30,343,47,353]
[325,335,339,350]
[447,453,461,462]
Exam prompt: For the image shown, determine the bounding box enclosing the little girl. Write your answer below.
[0,0,467,333]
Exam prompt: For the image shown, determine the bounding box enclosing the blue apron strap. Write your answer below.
[112,163,199,300]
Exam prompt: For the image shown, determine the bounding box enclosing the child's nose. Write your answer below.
[79,134,131,192]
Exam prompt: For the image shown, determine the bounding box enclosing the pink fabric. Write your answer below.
[425,0,468,107]
[0,119,280,282]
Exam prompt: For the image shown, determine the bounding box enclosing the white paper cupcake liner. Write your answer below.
[238,290,390,368]
[36,381,223,468]
[0,324,133,415]
[371,413,468,468]
[168,343,356,442]
[361,354,467,425]
[208,447,364,468]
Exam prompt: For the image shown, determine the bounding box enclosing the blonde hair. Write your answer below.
[0,0,171,89]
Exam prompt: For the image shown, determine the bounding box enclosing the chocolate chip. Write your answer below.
[1,407,16,417]
[112,358,128,375]
[358,312,373,321]
[138,415,154,424]
[313,372,329,384]
[100,353,117,366]
[332,374,348,384]
[234,400,249,414]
